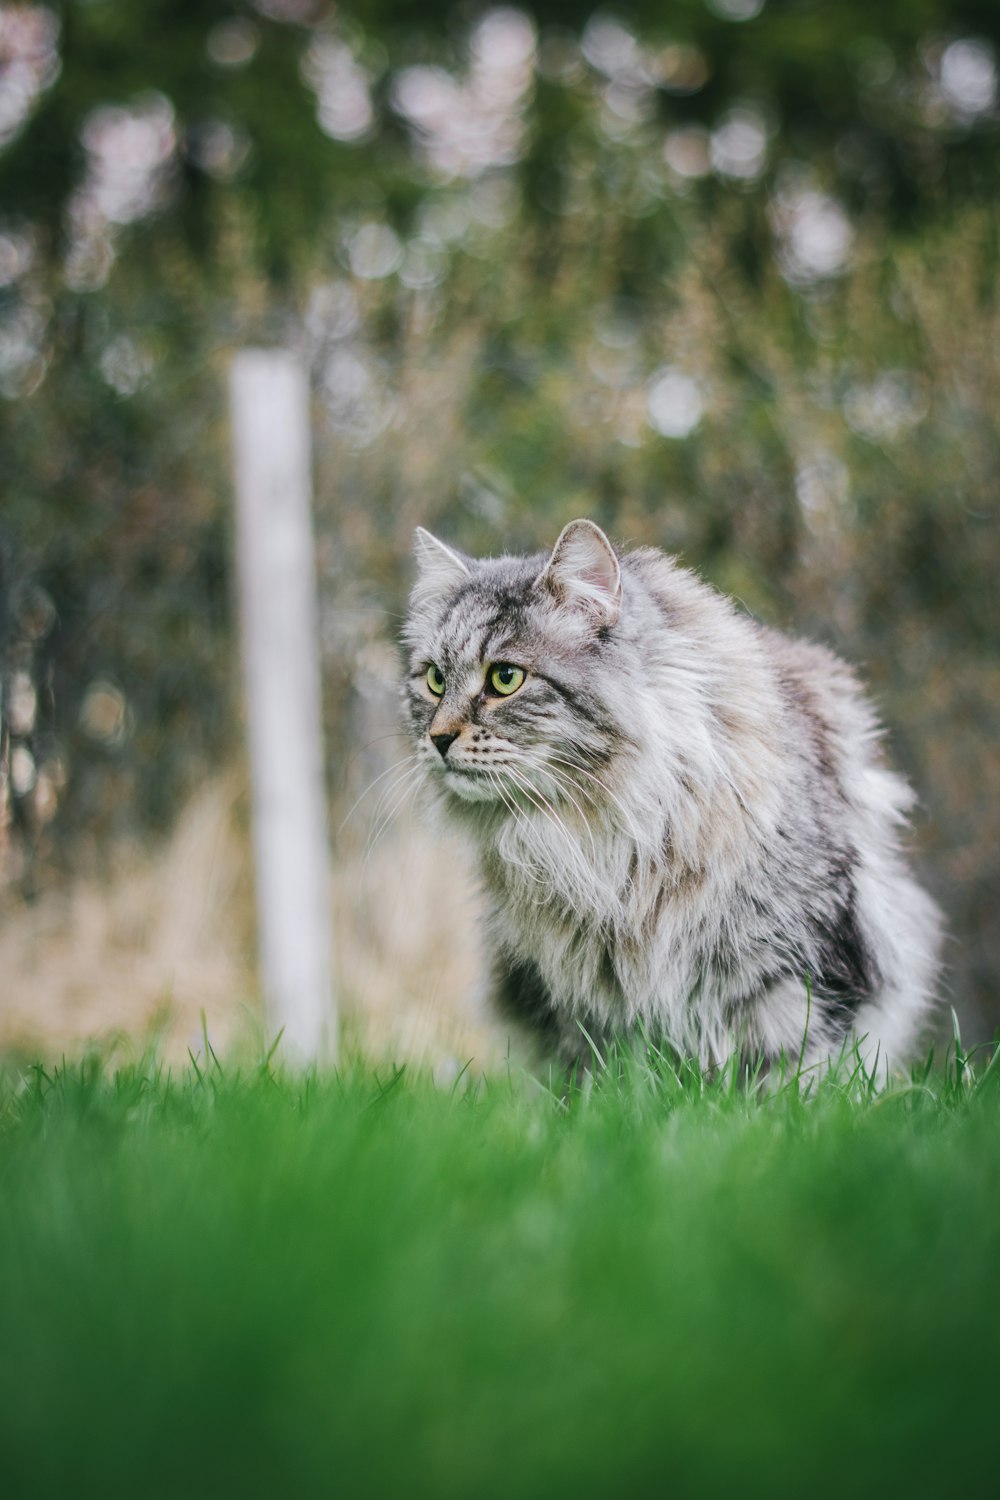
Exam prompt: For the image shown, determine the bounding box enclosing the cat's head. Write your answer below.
[401,520,629,808]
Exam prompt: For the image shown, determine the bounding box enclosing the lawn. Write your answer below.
[1,1043,998,1499]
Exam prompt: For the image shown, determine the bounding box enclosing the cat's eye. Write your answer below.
[426,664,446,696]
[488,663,525,697]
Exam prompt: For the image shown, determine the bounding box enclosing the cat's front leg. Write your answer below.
[488,952,561,1056]
[488,949,615,1077]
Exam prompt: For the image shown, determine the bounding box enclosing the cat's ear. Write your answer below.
[411,527,471,609]
[539,519,621,627]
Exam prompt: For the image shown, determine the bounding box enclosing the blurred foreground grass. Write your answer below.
[1,1047,998,1499]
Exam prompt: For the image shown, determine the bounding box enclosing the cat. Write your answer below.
[401,518,942,1078]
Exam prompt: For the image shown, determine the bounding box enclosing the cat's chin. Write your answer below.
[436,768,500,804]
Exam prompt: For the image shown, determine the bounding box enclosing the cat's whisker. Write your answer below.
[529,760,597,829]
[524,756,593,828]
[364,760,423,839]
[544,752,646,849]
[364,782,422,867]
[528,758,601,819]
[548,756,632,828]
[504,763,569,835]
[510,758,600,865]
[487,771,547,885]
[486,765,519,821]
[503,765,598,895]
[557,766,645,850]
[364,764,426,860]
[507,773,573,854]
[336,753,421,838]
[492,772,534,846]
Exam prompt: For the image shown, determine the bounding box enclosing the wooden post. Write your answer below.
[230,349,335,1064]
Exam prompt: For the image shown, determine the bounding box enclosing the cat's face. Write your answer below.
[402,520,625,808]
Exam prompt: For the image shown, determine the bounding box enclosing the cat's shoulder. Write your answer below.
[621,542,750,639]
[621,539,876,718]
[623,542,719,602]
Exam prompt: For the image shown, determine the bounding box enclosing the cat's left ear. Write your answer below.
[538,519,621,627]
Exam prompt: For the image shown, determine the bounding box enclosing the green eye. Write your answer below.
[426,664,446,696]
[488,663,525,697]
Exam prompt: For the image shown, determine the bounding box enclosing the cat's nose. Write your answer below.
[431,731,460,760]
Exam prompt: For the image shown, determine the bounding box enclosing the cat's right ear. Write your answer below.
[411,527,471,609]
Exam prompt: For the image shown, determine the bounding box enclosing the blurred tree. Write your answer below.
[0,0,997,1029]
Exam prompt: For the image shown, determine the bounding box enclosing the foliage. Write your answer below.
[0,1,998,1026]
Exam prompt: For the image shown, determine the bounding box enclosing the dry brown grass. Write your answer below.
[0,776,499,1071]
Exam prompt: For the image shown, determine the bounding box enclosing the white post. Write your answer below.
[230,349,335,1064]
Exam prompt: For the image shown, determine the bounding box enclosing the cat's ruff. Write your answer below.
[402,519,941,1076]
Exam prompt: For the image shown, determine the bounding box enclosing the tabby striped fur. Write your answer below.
[401,520,941,1077]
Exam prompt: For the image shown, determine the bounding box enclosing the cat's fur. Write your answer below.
[401,519,941,1076]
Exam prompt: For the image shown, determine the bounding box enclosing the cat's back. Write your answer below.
[751,621,918,822]
[626,543,889,766]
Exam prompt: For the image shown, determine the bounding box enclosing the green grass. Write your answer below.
[1,1044,999,1499]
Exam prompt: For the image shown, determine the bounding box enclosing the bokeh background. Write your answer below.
[1,0,997,1062]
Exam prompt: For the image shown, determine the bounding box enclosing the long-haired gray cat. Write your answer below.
[402,519,941,1077]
